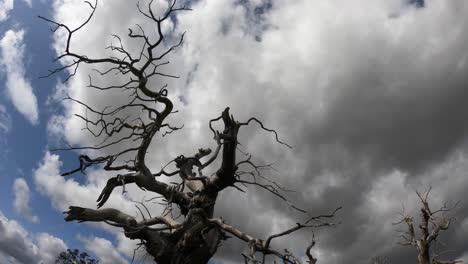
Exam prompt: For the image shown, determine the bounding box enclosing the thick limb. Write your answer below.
[96,170,191,210]
[97,173,137,208]
[64,206,132,223]
[203,107,240,193]
[64,206,180,262]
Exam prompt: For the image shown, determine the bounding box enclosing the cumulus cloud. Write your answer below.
[78,236,128,264]
[0,211,67,264]
[0,0,13,21]
[46,0,468,263]
[35,233,67,264]
[13,178,39,223]
[33,152,142,214]
[33,151,164,261]
[0,29,39,125]
[0,211,37,264]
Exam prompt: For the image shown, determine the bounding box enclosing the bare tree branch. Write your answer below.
[395,187,462,264]
[43,1,341,263]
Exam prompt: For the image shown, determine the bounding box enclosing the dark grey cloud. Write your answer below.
[178,1,468,263]
[47,0,468,263]
[308,53,468,174]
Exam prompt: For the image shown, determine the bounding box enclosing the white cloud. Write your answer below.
[33,152,138,213]
[115,232,147,260]
[0,0,33,21]
[13,178,39,223]
[0,211,36,264]
[33,151,163,260]
[35,233,67,264]
[78,236,127,264]
[46,114,64,137]
[0,29,39,125]
[0,211,67,264]
[0,0,13,21]
[0,104,11,133]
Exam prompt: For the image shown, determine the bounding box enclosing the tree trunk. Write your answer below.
[142,206,222,264]
[417,240,431,264]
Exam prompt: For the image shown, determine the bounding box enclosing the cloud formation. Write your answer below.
[33,152,141,214]
[0,29,39,125]
[33,151,161,262]
[79,236,128,264]
[0,0,33,21]
[0,211,67,264]
[13,178,39,223]
[0,0,13,22]
[46,0,468,263]
[35,233,67,264]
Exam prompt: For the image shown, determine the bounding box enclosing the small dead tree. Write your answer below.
[369,256,390,264]
[394,187,462,264]
[40,1,340,263]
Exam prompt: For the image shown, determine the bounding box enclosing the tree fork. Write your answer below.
[44,1,340,263]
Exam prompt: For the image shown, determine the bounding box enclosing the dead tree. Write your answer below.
[40,1,341,263]
[369,256,390,264]
[394,187,462,264]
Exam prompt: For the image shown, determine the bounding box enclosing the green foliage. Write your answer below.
[55,249,99,264]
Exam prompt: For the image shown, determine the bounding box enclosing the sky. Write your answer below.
[0,0,467,263]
